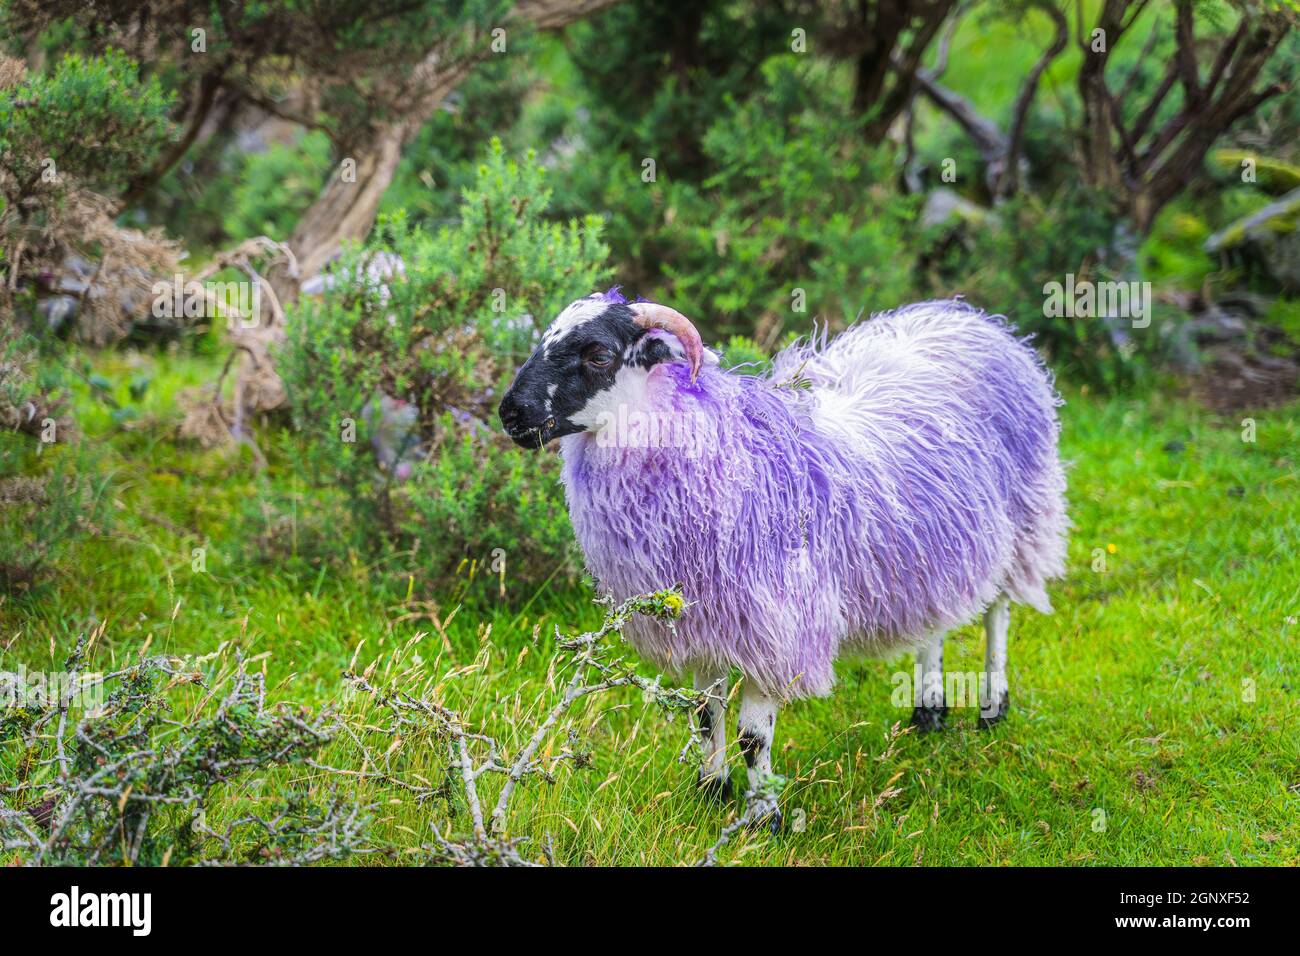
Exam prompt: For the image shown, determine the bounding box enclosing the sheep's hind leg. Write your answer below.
[738,682,783,833]
[910,629,948,732]
[978,594,1011,729]
[694,667,732,801]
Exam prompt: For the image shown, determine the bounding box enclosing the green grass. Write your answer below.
[2,348,1298,865]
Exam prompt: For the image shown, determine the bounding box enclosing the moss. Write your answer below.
[1210,150,1300,195]
[1205,188,1300,251]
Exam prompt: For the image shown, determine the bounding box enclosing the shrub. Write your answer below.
[0,592,699,866]
[664,57,920,337]
[549,56,921,342]
[0,50,178,344]
[927,185,1164,390]
[0,334,109,591]
[273,140,610,595]
[0,637,363,866]
[0,49,173,203]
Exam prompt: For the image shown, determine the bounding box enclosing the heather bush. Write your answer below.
[272,140,610,594]
[0,334,109,591]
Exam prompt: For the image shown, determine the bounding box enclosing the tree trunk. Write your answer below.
[271,124,409,300]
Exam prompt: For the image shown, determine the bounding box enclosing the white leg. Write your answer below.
[693,667,731,799]
[738,681,782,831]
[980,594,1011,727]
[910,628,948,731]
[737,682,779,791]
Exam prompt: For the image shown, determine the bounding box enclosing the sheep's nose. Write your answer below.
[499,398,523,432]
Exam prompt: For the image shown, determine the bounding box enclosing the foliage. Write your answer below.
[273,140,610,591]
[665,57,920,336]
[2,0,507,154]
[563,0,796,183]
[221,131,334,244]
[0,50,179,344]
[551,56,921,341]
[381,51,535,227]
[720,335,771,374]
[0,335,109,590]
[0,590,704,866]
[927,185,1159,389]
[0,48,173,207]
[0,632,367,865]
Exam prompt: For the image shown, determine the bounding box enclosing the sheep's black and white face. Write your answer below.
[498,293,682,449]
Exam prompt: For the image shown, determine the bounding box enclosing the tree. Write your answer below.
[1075,0,1295,232]
[809,0,959,140]
[902,0,1069,199]
[3,0,623,419]
[3,0,621,294]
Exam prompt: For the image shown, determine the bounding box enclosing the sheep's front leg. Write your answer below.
[738,683,782,832]
[694,668,731,800]
[910,629,948,732]
[978,594,1011,728]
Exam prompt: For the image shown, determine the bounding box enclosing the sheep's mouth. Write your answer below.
[505,416,575,449]
[505,426,547,449]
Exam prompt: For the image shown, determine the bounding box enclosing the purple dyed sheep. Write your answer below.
[499,292,1068,816]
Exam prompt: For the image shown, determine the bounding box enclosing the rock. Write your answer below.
[37,295,80,334]
[1204,187,1300,289]
[300,251,406,304]
[920,187,992,230]
[361,391,422,481]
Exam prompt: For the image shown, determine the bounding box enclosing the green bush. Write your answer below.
[0,336,110,592]
[663,58,921,335]
[720,334,771,374]
[927,185,1161,390]
[0,49,173,203]
[273,140,610,595]
[222,130,334,242]
[549,56,922,341]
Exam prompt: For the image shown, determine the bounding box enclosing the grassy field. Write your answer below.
[2,348,1298,866]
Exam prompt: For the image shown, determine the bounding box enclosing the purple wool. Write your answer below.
[559,299,1069,700]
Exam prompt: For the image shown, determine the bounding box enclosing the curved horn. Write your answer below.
[629,302,704,382]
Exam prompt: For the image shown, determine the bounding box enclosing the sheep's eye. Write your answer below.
[583,346,615,369]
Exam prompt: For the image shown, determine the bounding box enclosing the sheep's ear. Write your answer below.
[629,303,704,381]
[630,331,717,375]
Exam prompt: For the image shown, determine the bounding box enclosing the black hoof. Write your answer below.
[910,703,948,732]
[746,802,783,835]
[977,693,1010,729]
[697,771,734,802]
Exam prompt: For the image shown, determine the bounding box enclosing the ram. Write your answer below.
[499,290,1068,822]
